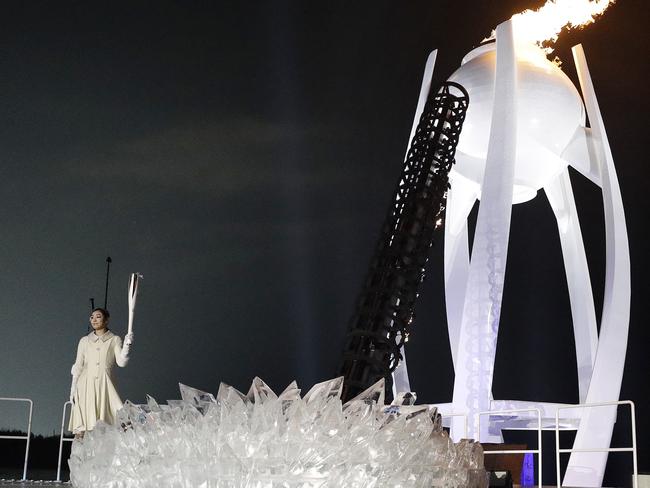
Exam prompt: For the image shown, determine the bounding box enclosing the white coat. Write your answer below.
[68,330,129,433]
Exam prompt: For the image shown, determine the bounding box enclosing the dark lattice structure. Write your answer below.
[339,81,469,402]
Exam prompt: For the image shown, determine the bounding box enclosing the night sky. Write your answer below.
[0,0,648,480]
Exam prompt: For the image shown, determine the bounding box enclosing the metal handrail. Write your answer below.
[555,400,637,488]
[478,407,542,488]
[56,401,74,482]
[0,397,33,480]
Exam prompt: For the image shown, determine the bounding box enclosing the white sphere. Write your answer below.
[448,42,584,203]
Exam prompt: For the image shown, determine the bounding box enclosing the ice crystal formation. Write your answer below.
[69,377,487,487]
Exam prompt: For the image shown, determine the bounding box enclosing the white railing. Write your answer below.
[0,397,33,481]
[56,401,74,482]
[478,408,542,488]
[441,411,469,439]
[555,400,638,488]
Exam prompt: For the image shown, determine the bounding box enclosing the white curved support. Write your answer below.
[562,126,602,186]
[403,50,438,162]
[392,49,438,396]
[451,19,518,442]
[563,44,631,488]
[444,170,478,368]
[392,345,411,398]
[544,170,598,402]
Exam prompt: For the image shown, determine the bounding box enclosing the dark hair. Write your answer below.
[91,307,110,319]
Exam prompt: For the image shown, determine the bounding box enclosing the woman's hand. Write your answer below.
[69,363,80,403]
[69,380,77,404]
[116,334,134,367]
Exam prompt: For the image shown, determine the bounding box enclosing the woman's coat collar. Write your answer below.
[87,330,115,343]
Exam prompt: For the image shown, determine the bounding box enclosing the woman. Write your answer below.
[68,308,134,436]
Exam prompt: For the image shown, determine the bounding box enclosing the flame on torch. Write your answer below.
[488,0,615,53]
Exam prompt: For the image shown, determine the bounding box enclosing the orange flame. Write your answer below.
[487,0,615,53]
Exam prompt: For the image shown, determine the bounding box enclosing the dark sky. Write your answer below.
[0,0,648,478]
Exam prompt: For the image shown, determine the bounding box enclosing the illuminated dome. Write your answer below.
[448,42,584,203]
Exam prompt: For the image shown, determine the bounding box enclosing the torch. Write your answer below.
[436,1,624,486]
[127,273,143,336]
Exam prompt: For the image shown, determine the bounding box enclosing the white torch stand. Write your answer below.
[392,19,631,488]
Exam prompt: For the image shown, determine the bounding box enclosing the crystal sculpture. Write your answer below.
[69,377,487,487]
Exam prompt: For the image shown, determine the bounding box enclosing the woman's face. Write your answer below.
[89,311,108,330]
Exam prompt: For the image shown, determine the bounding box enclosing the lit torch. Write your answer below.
[396,2,628,487]
[487,0,616,54]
